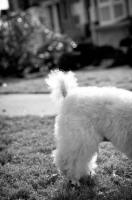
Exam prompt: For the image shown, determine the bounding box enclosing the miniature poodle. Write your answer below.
[46,70,132,185]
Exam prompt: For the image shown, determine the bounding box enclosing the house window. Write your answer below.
[98,0,127,25]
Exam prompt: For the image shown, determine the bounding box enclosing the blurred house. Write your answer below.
[90,0,132,47]
[39,0,89,41]
[39,0,132,47]
[1,0,132,48]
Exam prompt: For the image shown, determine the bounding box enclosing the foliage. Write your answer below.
[37,33,76,72]
[0,11,76,77]
[0,12,34,76]
[58,42,125,70]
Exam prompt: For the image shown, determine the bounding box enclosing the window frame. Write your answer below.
[98,0,127,26]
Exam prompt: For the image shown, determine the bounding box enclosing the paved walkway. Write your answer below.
[0,94,58,117]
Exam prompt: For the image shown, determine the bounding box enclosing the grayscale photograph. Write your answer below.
[0,0,132,199]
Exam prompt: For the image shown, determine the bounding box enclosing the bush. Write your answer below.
[58,43,121,70]
[58,42,95,70]
[0,12,35,76]
[0,11,76,77]
[58,42,127,69]
[37,33,76,72]
[58,52,81,71]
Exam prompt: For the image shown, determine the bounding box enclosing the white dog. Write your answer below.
[46,70,132,185]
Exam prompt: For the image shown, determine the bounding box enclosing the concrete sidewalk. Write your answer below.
[0,94,58,117]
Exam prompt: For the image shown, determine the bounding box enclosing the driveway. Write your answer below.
[0,94,58,117]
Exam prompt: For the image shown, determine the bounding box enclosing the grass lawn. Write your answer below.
[1,116,132,200]
[1,66,132,94]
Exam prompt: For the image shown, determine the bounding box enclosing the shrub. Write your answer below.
[58,42,95,71]
[0,12,35,77]
[37,33,77,71]
[58,43,121,70]
[0,11,76,77]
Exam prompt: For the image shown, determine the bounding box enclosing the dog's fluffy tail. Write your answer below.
[45,70,78,103]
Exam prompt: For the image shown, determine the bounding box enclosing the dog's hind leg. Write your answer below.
[53,114,102,184]
[88,152,98,175]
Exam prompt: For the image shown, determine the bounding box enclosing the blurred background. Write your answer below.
[0,0,132,78]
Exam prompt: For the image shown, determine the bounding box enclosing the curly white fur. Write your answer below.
[45,70,78,105]
[46,70,132,184]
